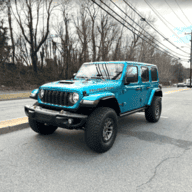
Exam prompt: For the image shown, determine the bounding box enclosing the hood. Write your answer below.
[40,79,121,94]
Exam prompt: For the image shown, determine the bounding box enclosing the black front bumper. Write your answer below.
[24,105,88,129]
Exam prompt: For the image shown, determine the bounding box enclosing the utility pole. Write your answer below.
[191,31,192,88]
[184,31,192,88]
[43,1,44,37]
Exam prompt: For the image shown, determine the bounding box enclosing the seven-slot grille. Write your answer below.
[41,90,72,106]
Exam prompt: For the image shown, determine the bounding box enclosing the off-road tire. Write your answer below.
[85,107,118,153]
[145,96,162,123]
[29,118,58,135]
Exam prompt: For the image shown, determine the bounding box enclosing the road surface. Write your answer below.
[0,87,192,191]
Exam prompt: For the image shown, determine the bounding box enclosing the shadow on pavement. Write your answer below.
[121,130,192,150]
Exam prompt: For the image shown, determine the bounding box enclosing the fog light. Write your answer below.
[68,118,73,125]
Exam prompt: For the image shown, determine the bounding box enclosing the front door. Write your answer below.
[118,65,141,113]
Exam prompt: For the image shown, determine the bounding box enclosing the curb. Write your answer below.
[0,97,30,101]
[0,123,29,135]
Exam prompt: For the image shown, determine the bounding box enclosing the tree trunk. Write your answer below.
[7,0,15,64]
[31,52,38,73]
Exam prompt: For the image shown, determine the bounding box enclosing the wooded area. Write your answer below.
[0,0,190,90]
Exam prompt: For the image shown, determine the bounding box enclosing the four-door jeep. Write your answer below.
[24,61,162,153]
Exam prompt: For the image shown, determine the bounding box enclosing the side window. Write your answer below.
[141,67,149,82]
[151,67,158,81]
[126,66,138,82]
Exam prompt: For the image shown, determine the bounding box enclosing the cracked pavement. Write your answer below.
[136,148,189,192]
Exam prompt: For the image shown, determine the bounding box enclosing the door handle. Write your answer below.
[136,87,141,91]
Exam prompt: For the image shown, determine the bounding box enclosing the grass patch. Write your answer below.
[0,92,31,100]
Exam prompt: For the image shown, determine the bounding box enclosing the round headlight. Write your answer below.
[73,93,79,103]
[69,92,79,104]
[40,89,44,99]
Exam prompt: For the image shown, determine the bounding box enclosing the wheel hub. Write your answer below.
[103,118,114,142]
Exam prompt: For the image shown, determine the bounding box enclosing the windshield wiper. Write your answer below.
[95,64,104,80]
[103,64,110,80]
[76,76,87,79]
[91,75,104,79]
[76,76,91,82]
[101,64,108,79]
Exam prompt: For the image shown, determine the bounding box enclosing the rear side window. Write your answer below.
[141,67,149,82]
[151,67,158,81]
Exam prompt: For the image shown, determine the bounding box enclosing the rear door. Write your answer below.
[140,66,151,106]
[150,66,159,88]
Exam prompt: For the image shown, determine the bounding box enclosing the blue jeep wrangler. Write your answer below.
[24,61,162,153]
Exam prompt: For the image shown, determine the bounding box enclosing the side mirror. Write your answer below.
[125,74,136,85]
[71,73,77,80]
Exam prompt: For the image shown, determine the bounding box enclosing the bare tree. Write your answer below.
[54,1,72,79]
[7,0,15,64]
[0,0,6,16]
[11,0,58,74]
[14,34,30,66]
[155,51,173,83]
[0,20,10,66]
[85,1,98,62]
[117,6,157,61]
[73,4,91,63]
[112,28,123,61]
[97,10,119,61]
[137,36,156,63]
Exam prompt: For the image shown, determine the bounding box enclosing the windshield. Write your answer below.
[75,63,124,80]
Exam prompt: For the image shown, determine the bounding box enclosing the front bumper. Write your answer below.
[24,105,88,129]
